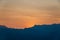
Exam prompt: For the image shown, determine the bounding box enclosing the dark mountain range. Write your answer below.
[0,24,60,40]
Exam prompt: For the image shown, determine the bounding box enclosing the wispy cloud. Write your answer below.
[0,0,60,28]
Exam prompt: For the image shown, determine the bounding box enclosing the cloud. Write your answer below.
[0,0,60,28]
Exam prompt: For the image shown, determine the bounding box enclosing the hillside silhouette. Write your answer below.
[0,24,60,40]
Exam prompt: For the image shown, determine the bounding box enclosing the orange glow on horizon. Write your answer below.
[0,0,60,28]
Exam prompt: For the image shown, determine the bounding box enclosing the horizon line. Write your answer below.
[0,23,60,29]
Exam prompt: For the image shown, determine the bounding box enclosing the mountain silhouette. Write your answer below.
[0,24,60,40]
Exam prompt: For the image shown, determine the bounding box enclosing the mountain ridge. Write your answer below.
[0,23,60,29]
[0,24,60,40]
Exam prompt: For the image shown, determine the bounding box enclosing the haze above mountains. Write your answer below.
[0,0,60,28]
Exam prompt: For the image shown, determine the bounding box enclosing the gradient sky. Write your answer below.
[0,0,60,28]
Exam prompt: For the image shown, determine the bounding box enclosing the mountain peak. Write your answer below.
[0,25,7,28]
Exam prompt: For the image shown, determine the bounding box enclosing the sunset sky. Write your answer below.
[0,0,60,28]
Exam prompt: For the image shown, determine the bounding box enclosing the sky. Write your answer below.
[0,0,60,28]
